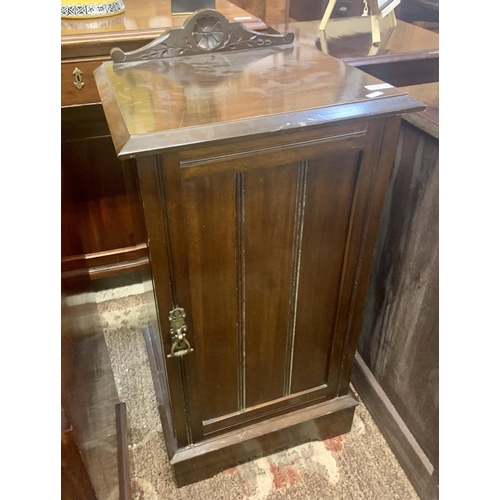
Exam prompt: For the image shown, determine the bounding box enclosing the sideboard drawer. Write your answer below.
[62,59,105,106]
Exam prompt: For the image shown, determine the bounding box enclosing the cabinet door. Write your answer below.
[138,119,398,445]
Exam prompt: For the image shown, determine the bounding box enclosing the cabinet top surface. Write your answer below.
[95,39,423,159]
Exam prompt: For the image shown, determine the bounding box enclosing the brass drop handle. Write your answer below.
[363,0,369,16]
[73,67,84,90]
[167,308,194,358]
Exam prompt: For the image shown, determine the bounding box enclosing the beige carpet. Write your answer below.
[97,284,419,500]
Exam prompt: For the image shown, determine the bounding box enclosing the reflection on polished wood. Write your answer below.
[95,43,418,158]
[282,16,437,58]
[279,18,438,87]
[62,0,266,59]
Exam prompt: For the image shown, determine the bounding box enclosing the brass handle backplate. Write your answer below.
[167,307,193,358]
[73,67,84,90]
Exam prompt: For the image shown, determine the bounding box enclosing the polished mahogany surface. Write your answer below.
[62,0,266,58]
[282,16,438,58]
[278,18,438,87]
[95,43,421,158]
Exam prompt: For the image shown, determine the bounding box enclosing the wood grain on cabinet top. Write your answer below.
[95,42,424,159]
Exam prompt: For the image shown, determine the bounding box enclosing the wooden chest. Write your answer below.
[94,10,422,485]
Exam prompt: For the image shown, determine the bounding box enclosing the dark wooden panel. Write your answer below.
[61,135,140,258]
[350,54,439,88]
[291,150,360,393]
[172,392,358,486]
[180,131,366,180]
[202,385,327,436]
[323,118,398,397]
[136,156,190,449]
[244,163,299,407]
[181,173,240,421]
[159,153,205,444]
[62,59,103,106]
[62,105,148,277]
[61,104,111,141]
[335,116,403,397]
[143,324,178,459]
[358,120,439,471]
[178,121,367,165]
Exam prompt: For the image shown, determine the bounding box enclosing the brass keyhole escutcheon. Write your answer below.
[73,67,84,90]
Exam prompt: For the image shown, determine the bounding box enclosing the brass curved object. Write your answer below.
[168,335,193,358]
[167,307,194,358]
[73,67,84,90]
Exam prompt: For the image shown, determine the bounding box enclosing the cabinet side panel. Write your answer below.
[182,173,240,421]
[244,163,299,407]
[291,150,361,394]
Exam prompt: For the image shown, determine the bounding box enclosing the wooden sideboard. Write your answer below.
[62,0,265,282]
[94,10,423,485]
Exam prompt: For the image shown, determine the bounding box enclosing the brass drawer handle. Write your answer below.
[167,307,194,358]
[73,67,84,90]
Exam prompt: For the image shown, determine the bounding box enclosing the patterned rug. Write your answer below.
[97,284,419,500]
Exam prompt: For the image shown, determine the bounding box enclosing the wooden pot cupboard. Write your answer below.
[93,9,423,485]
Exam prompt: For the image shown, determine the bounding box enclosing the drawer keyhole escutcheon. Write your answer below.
[73,67,84,90]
